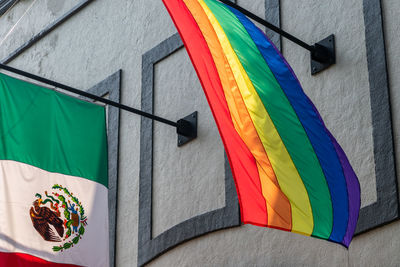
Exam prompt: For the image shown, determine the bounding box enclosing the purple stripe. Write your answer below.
[306,95,361,247]
[329,132,361,247]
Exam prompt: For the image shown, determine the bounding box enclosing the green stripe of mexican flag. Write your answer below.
[0,73,109,266]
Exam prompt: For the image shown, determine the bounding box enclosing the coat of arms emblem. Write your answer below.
[29,184,88,252]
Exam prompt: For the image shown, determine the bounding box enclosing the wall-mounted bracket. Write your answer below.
[177,111,198,147]
[311,35,336,75]
[219,0,337,75]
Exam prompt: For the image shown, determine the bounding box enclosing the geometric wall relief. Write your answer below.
[355,0,398,234]
[138,33,240,267]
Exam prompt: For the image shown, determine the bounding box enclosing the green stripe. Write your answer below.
[0,73,108,188]
[204,0,332,237]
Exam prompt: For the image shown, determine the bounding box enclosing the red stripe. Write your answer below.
[0,252,80,267]
[162,0,267,224]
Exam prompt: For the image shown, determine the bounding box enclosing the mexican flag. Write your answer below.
[0,73,109,266]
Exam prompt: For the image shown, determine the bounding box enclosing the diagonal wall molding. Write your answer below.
[0,0,19,16]
[1,0,94,64]
[138,32,240,267]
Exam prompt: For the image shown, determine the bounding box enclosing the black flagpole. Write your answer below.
[0,63,197,145]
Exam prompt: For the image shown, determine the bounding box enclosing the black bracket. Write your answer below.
[177,111,198,147]
[219,1,337,75]
[311,34,336,75]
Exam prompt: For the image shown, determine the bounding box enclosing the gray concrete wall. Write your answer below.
[0,0,399,266]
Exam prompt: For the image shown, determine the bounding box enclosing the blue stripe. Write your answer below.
[228,6,349,242]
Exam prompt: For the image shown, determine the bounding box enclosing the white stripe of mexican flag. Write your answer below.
[0,73,109,266]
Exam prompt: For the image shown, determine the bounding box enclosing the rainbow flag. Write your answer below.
[162,0,361,247]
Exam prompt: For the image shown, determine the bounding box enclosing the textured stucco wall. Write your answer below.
[0,0,78,61]
[0,0,399,266]
[152,47,225,237]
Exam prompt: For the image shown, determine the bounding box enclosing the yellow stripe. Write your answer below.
[199,0,313,235]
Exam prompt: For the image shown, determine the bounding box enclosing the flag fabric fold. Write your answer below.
[162,0,360,247]
[0,73,109,266]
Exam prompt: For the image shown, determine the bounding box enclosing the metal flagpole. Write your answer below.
[0,63,198,146]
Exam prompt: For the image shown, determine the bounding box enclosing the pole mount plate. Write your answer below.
[311,34,336,75]
[177,111,198,147]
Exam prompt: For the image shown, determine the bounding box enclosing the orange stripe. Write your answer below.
[184,0,291,230]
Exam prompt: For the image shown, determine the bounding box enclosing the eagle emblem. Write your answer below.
[29,184,88,252]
